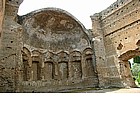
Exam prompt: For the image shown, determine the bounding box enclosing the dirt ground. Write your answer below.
[68,87,140,93]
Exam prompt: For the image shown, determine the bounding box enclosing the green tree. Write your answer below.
[131,63,140,79]
[137,72,140,84]
[134,56,140,63]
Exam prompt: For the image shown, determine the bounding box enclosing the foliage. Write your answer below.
[131,63,140,79]
[133,56,140,63]
[137,72,140,84]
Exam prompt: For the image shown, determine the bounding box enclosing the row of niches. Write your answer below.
[101,0,140,23]
[22,48,95,82]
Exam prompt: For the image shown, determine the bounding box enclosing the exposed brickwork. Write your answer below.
[0,0,139,92]
[0,1,98,92]
[91,0,139,88]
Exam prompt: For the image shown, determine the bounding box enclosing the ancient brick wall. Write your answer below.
[0,1,98,92]
[19,8,98,92]
[91,0,140,88]
[0,0,23,92]
[2,0,139,91]
[0,0,5,46]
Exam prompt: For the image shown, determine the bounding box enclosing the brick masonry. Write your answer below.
[0,0,139,92]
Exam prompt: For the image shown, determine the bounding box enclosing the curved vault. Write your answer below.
[18,8,98,92]
[19,8,91,52]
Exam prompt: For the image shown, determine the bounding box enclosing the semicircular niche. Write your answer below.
[21,8,90,52]
[19,8,98,92]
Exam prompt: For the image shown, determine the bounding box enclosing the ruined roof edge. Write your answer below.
[91,0,133,19]
[18,7,91,37]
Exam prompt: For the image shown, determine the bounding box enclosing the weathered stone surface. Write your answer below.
[91,0,140,88]
[0,1,98,92]
[0,0,139,92]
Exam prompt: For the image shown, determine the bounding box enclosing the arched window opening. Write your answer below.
[85,58,94,77]
[59,62,68,80]
[44,62,54,80]
[119,50,140,88]
[32,60,41,81]
[70,51,82,80]
[130,56,140,87]
[72,60,82,79]
[22,51,30,81]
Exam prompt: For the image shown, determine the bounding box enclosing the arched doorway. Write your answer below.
[118,49,140,88]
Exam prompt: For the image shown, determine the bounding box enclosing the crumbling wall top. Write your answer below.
[19,7,90,38]
[91,0,133,20]
[6,0,24,7]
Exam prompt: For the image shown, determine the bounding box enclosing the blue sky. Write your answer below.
[18,0,116,28]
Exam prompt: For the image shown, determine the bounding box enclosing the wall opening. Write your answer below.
[119,49,140,88]
[22,51,31,81]
[59,62,68,80]
[85,58,94,77]
[130,56,140,87]
[32,61,41,81]
[44,62,54,80]
[71,61,82,79]
[23,59,30,81]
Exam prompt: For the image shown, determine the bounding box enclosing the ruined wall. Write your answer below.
[0,0,23,92]
[0,1,98,92]
[0,0,5,46]
[90,14,107,87]
[91,0,140,88]
[2,0,139,91]
[19,9,98,92]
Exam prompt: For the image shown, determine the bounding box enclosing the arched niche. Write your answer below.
[118,49,140,87]
[19,8,91,52]
[22,47,32,81]
[70,51,82,79]
[57,51,69,80]
[31,50,42,81]
[57,51,69,62]
[43,52,55,80]
[82,48,95,77]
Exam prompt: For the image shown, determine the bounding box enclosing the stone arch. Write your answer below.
[31,50,42,81]
[118,49,140,87]
[31,50,42,56]
[70,50,81,60]
[57,51,69,62]
[57,51,69,80]
[118,50,140,61]
[22,47,32,81]
[17,7,98,91]
[20,7,90,38]
[43,52,56,80]
[82,48,95,78]
[22,47,32,66]
[70,50,82,80]
[82,48,93,55]
[19,7,91,51]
